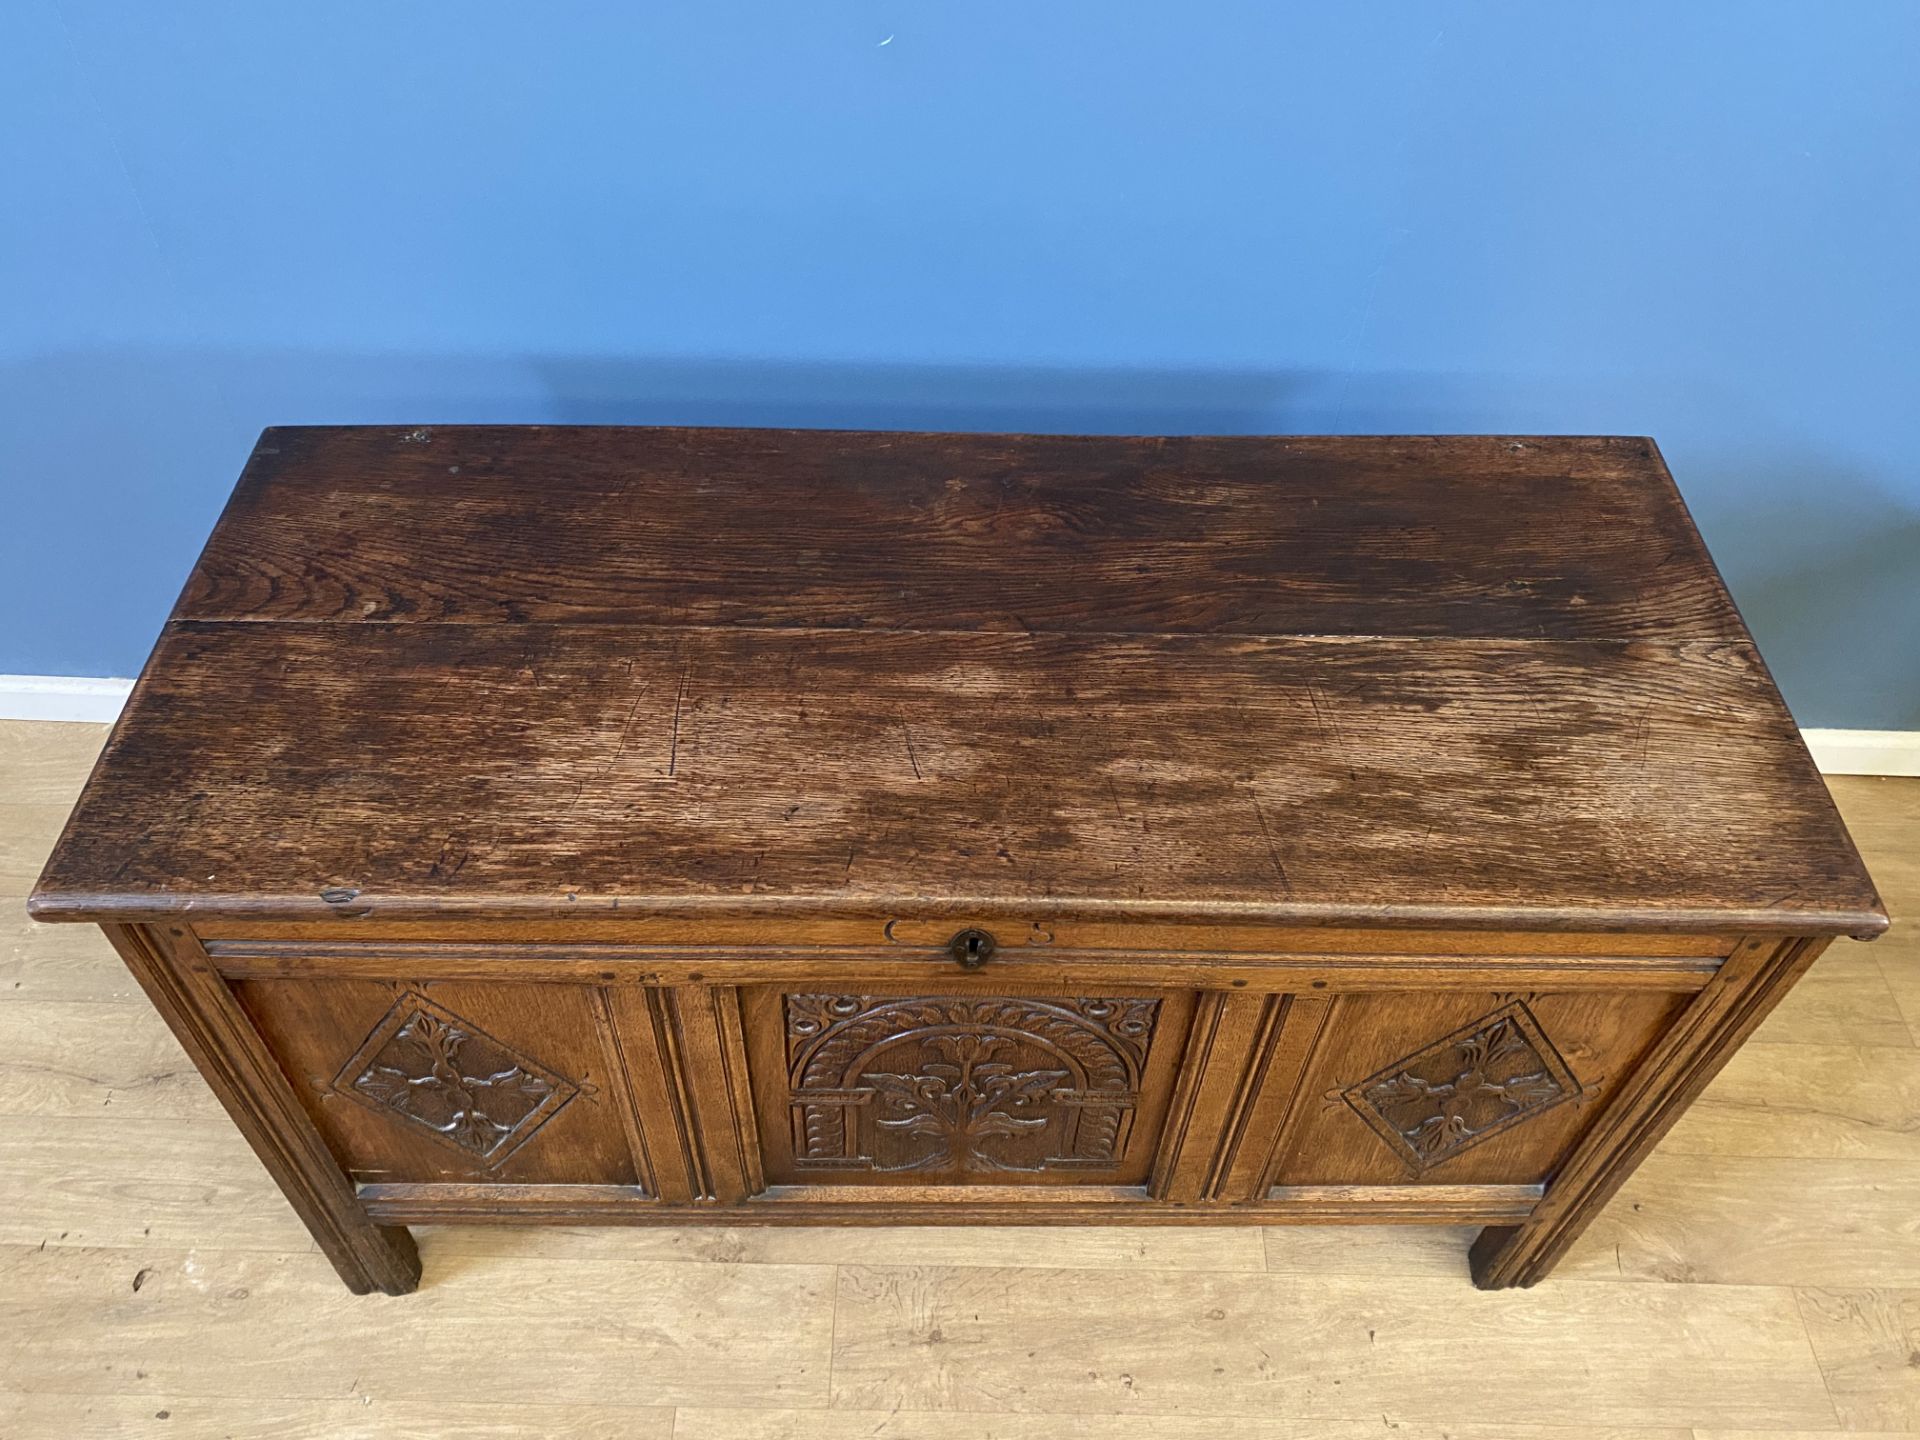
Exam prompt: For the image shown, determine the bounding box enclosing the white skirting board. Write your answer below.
[1799,728,1920,777]
[1,674,1916,776]
[0,675,136,724]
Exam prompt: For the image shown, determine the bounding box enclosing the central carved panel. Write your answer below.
[783,995,1161,1175]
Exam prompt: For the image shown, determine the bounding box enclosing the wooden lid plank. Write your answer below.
[31,427,1885,936]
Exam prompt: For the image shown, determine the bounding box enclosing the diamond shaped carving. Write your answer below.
[1343,1000,1579,1173]
[333,995,577,1167]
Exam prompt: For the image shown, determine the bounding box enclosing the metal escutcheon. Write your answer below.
[948,927,997,970]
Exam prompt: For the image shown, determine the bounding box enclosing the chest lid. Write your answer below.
[29,426,1885,939]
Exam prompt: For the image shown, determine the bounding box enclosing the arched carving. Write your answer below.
[783,995,1162,1175]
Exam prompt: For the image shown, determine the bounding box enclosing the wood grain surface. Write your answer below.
[180,428,1743,638]
[30,426,1882,934]
[31,623,1882,932]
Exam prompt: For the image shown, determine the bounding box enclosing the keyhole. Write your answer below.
[949,928,996,970]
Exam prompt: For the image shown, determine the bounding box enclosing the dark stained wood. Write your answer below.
[28,624,1883,935]
[27,426,1888,1293]
[186,917,1740,955]
[351,1180,1546,1226]
[181,428,1745,640]
[739,986,1197,1190]
[352,1180,1546,1226]
[193,938,1727,993]
[233,977,644,1188]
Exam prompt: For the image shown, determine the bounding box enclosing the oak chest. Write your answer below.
[29,426,1887,1293]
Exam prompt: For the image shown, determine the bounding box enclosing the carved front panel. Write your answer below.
[1261,987,1692,1190]
[1341,1000,1581,1173]
[782,995,1163,1177]
[333,993,579,1168]
[234,976,644,1187]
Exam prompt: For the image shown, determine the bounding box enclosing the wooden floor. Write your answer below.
[2,718,1916,1439]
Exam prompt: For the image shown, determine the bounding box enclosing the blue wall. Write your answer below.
[5,2,1917,726]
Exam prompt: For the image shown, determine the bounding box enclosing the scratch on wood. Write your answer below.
[901,718,923,780]
[575,691,652,811]
[607,693,646,770]
[426,834,470,881]
[667,663,690,777]
[1249,794,1293,896]
[1306,678,1359,784]
[1305,679,1332,737]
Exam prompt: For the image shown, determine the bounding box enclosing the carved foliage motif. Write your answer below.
[1343,1000,1579,1172]
[783,995,1161,1174]
[334,994,578,1167]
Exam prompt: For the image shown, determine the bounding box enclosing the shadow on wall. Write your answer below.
[2,348,1916,727]
[535,355,1315,433]
[1653,438,1920,732]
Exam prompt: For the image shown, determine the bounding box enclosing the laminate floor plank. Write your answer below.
[1750,942,1912,1049]
[1662,1041,1920,1160]
[826,1264,1834,1428]
[1794,1287,1920,1431]
[421,1222,1269,1274]
[1829,773,1920,843]
[1560,1152,1920,1287]
[1882,956,1920,1051]
[675,1412,1693,1440]
[1,1241,835,1409]
[1828,777,1920,1050]
[1864,894,1920,1051]
[0,1114,319,1253]
[1260,1224,1477,1278]
[0,1393,675,1440]
[0,719,107,806]
[0,804,77,892]
[0,904,144,1003]
[0,998,212,1120]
